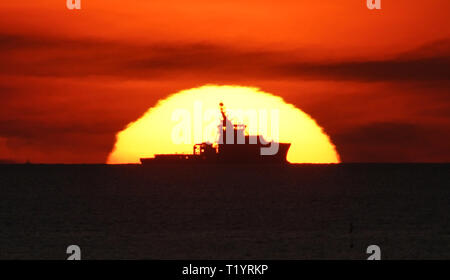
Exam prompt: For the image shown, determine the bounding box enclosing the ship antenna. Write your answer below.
[219,102,227,123]
[219,102,229,144]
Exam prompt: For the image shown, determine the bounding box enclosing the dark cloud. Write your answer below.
[278,57,450,82]
[276,36,450,82]
[0,159,18,164]
[0,133,114,164]
[0,33,110,51]
[398,38,450,59]
[1,32,449,83]
[333,122,450,162]
[0,85,21,100]
[0,35,279,79]
[0,119,120,138]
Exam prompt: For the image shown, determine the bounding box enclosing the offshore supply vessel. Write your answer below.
[140,103,291,164]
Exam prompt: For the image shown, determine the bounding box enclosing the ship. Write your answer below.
[140,103,291,164]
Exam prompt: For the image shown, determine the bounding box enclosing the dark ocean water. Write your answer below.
[0,164,449,259]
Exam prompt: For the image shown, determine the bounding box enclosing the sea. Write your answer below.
[0,163,449,259]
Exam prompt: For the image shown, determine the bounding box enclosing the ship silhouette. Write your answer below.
[140,103,291,164]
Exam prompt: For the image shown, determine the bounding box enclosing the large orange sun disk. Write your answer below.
[107,85,340,164]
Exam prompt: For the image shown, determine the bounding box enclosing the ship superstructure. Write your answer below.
[140,103,291,164]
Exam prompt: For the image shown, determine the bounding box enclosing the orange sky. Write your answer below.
[0,0,449,163]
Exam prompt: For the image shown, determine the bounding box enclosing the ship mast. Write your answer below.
[219,102,228,144]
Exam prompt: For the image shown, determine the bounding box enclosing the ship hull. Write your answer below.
[140,143,291,165]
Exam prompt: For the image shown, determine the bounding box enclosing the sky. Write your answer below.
[0,0,449,163]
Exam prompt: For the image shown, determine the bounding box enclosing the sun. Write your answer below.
[107,85,340,164]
